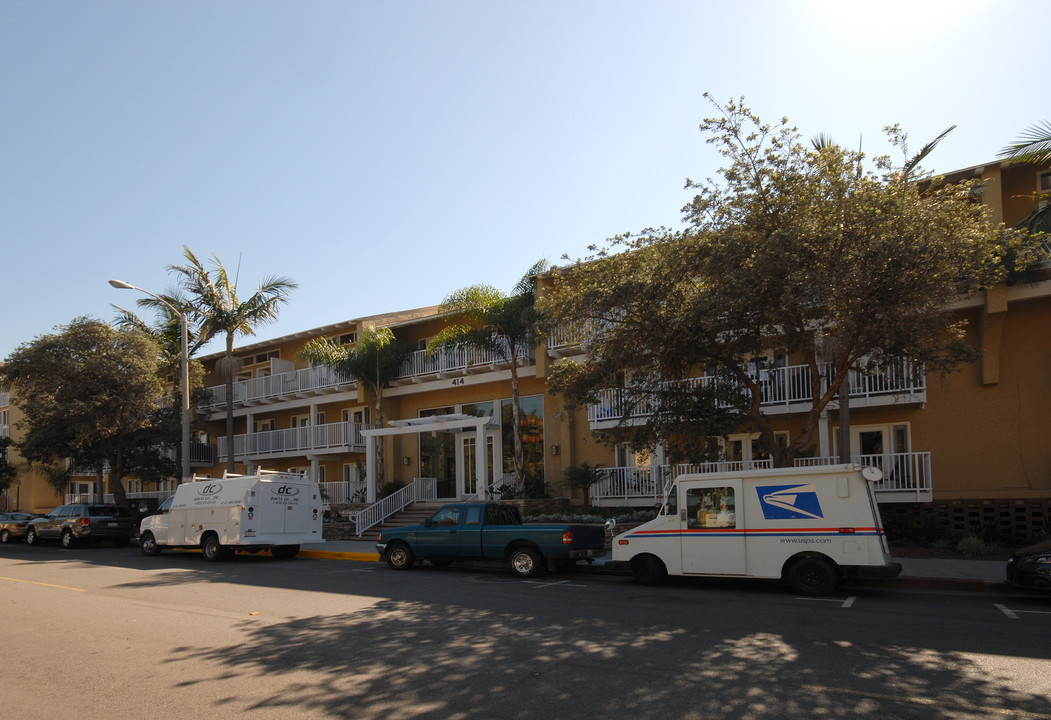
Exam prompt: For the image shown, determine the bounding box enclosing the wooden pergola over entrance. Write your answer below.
[359,413,499,502]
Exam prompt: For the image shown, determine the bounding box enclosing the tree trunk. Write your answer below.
[225,334,236,474]
[509,345,525,491]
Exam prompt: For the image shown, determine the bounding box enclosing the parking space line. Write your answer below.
[799,595,856,608]
[995,603,1019,619]
[524,579,587,589]
[0,575,86,592]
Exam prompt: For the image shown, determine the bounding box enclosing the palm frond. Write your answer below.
[999,120,1051,165]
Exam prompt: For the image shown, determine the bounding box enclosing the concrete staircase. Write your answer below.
[354,502,444,541]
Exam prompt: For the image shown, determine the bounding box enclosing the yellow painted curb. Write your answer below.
[300,550,381,562]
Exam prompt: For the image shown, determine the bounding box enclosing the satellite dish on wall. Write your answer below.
[861,466,883,482]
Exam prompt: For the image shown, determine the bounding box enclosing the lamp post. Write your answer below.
[109,279,191,484]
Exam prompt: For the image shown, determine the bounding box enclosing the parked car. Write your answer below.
[25,504,136,548]
[1006,540,1051,589]
[376,502,605,578]
[0,512,35,543]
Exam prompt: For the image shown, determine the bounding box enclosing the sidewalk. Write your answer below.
[301,540,1008,592]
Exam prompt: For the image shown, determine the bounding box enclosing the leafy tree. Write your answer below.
[113,296,208,474]
[0,436,17,499]
[545,96,1040,468]
[160,247,297,473]
[1,318,169,503]
[299,325,406,486]
[428,260,549,492]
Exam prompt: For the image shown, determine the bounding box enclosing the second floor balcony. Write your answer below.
[217,420,373,462]
[200,365,356,412]
[588,359,925,426]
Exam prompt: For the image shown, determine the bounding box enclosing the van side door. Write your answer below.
[681,480,746,575]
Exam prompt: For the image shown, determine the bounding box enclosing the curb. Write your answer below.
[301,549,380,562]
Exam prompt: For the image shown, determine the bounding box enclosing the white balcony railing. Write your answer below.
[588,359,925,423]
[396,338,535,381]
[589,452,932,505]
[0,424,9,439]
[0,391,10,407]
[200,365,355,411]
[217,421,373,462]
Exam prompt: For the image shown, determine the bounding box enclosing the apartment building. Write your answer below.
[3,157,1049,537]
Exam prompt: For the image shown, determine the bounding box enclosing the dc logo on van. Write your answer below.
[757,484,824,520]
[273,485,300,497]
[198,484,222,496]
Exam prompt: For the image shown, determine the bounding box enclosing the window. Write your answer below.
[431,506,460,526]
[1040,171,1051,194]
[464,505,483,526]
[255,419,275,432]
[686,487,736,529]
[338,332,356,345]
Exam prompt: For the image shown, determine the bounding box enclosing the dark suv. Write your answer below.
[26,504,136,548]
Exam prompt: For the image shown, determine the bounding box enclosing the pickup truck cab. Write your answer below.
[377,502,605,578]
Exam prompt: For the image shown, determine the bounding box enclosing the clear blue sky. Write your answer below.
[1,0,1046,360]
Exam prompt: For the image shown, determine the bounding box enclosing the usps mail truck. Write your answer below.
[611,464,901,595]
[139,471,323,561]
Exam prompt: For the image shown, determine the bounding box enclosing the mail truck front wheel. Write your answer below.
[631,554,667,586]
[788,557,838,596]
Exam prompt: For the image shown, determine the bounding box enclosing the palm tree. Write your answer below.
[429,260,549,492]
[299,325,405,487]
[166,247,297,473]
[999,120,1051,165]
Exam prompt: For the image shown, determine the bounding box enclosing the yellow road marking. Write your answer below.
[0,575,87,592]
[803,684,1051,719]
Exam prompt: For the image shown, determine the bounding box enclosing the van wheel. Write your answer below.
[26,527,39,546]
[509,547,542,579]
[140,532,162,556]
[631,554,667,586]
[201,535,225,562]
[385,542,415,570]
[61,529,77,549]
[789,557,838,596]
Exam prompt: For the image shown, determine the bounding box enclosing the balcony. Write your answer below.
[395,339,535,383]
[588,360,926,427]
[160,442,215,467]
[217,421,373,462]
[589,451,932,506]
[200,365,356,412]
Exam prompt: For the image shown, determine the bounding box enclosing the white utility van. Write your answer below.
[611,464,901,595]
[139,471,323,561]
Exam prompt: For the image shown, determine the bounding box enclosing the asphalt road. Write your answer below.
[2,543,1050,720]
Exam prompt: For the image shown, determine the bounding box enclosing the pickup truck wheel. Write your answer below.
[61,529,77,549]
[788,557,838,596]
[140,532,162,556]
[509,547,542,579]
[385,542,415,570]
[631,554,667,586]
[201,535,225,562]
[26,527,39,546]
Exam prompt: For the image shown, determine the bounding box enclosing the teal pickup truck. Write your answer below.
[376,502,606,578]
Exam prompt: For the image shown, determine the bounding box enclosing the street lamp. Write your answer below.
[109,279,191,484]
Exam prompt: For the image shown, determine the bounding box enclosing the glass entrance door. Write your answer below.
[462,435,495,498]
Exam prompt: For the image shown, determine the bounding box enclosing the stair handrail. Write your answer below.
[349,477,438,537]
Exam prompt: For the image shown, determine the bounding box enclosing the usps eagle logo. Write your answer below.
[757,484,824,520]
